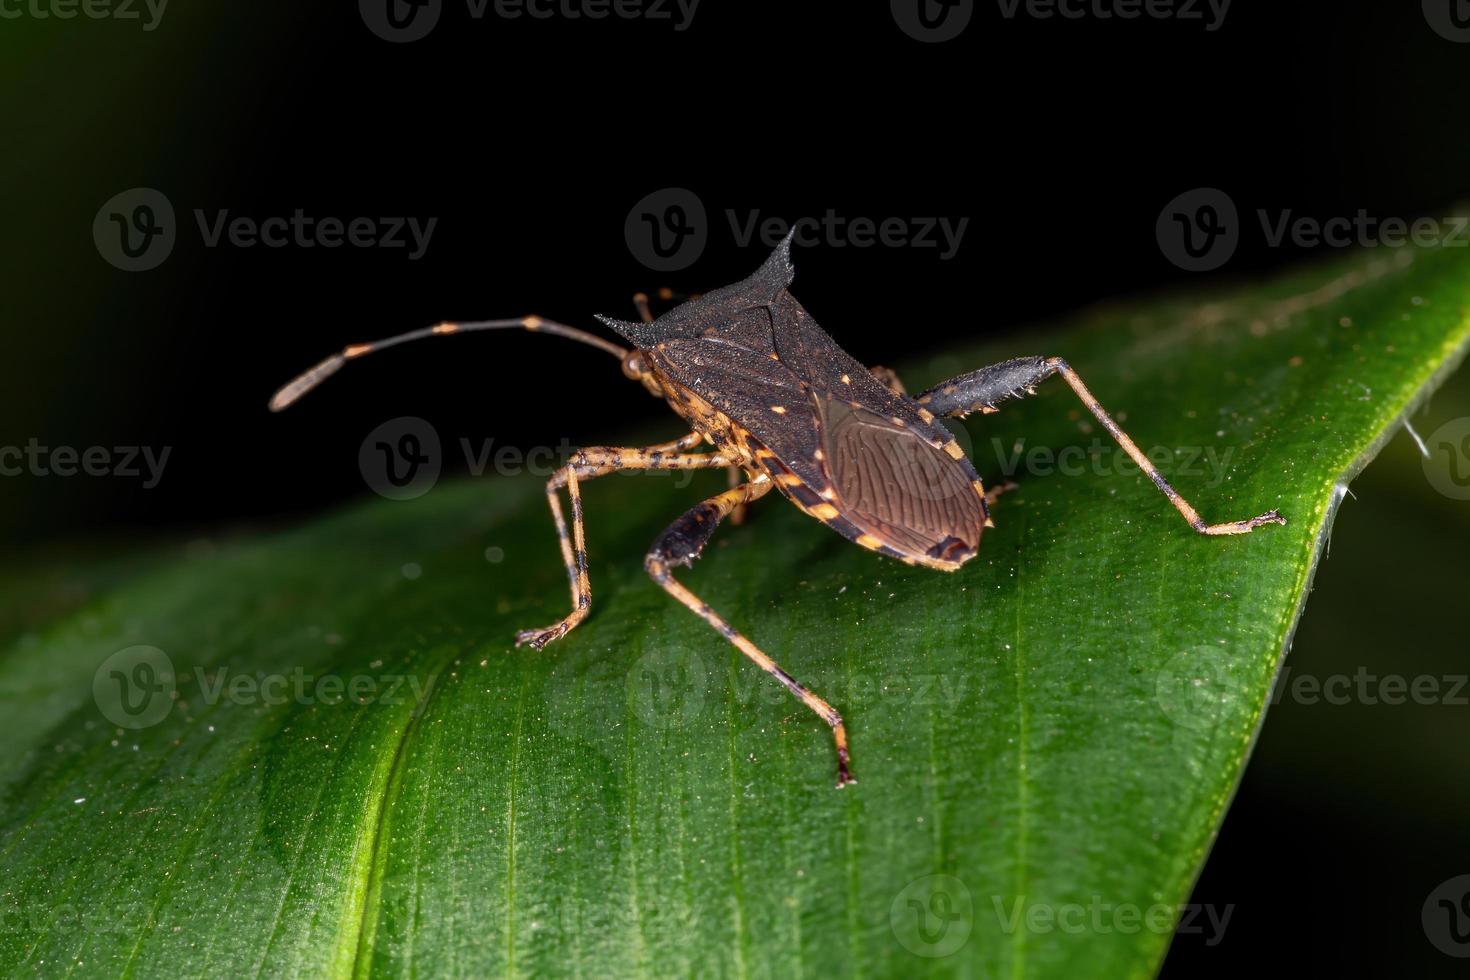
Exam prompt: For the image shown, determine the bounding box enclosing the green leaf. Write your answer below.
[3,242,1468,978]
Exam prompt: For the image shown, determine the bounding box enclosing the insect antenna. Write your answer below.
[268,316,629,411]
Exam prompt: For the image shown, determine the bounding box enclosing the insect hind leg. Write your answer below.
[643,475,856,788]
[914,356,1056,417]
[916,357,1286,536]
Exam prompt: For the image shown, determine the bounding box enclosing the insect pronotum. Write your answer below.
[271,233,1285,787]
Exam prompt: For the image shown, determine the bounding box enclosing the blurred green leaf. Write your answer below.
[2,243,1468,977]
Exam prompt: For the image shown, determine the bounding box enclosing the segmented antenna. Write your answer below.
[268,316,629,411]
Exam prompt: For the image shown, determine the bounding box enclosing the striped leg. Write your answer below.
[916,356,1286,536]
[643,475,857,788]
[514,433,732,650]
[726,463,750,526]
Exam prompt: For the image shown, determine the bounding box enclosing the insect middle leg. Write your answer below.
[724,464,751,526]
[643,475,857,788]
[915,356,1286,535]
[514,433,733,650]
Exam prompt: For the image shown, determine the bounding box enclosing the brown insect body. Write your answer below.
[598,238,988,571]
[271,231,1285,788]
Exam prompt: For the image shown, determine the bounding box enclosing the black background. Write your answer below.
[6,0,1470,974]
[9,1,1469,539]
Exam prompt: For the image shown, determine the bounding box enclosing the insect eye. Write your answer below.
[622,351,647,380]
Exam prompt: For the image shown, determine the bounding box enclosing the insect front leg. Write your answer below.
[916,357,1286,536]
[642,475,857,788]
[514,434,732,651]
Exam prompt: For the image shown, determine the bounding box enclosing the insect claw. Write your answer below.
[835,749,856,788]
[514,622,570,650]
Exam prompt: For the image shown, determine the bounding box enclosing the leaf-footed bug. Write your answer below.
[270,233,1285,787]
